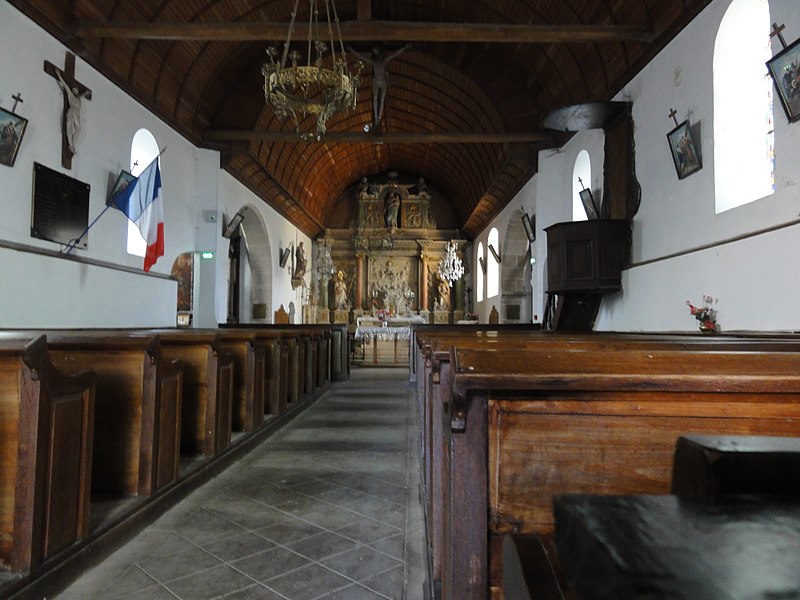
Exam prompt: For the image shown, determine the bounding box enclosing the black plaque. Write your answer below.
[31,162,90,249]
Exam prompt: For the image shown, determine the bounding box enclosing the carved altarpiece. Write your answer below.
[308,174,466,324]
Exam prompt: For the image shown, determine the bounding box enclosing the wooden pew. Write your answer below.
[150,331,235,458]
[554,493,800,600]
[42,332,184,498]
[419,331,800,600]
[213,329,268,433]
[671,433,800,497]
[0,335,96,573]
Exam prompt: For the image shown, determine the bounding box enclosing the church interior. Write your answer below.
[3,0,800,598]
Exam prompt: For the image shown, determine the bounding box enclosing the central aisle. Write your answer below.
[55,367,428,600]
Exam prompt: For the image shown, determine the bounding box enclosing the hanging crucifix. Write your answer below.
[44,52,92,169]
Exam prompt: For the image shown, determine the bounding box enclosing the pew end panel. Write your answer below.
[0,336,96,574]
[158,335,234,458]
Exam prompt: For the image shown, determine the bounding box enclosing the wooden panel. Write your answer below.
[155,363,183,491]
[0,369,21,566]
[214,359,234,454]
[489,397,800,536]
[43,392,89,558]
[50,351,144,495]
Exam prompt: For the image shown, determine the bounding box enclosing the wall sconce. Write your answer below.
[222,210,245,238]
[279,244,292,268]
[488,243,501,263]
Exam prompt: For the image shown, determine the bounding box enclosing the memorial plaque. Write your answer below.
[31,162,90,249]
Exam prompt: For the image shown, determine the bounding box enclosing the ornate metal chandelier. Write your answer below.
[262,0,362,139]
[437,241,464,287]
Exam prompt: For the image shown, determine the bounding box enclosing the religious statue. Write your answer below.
[385,191,401,228]
[358,177,369,199]
[334,270,349,310]
[294,241,307,279]
[349,44,410,127]
[56,71,89,154]
[436,277,450,311]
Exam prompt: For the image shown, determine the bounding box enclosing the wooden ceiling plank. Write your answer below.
[71,20,654,43]
[204,130,561,144]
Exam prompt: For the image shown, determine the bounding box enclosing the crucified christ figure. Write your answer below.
[349,44,410,127]
[56,71,90,154]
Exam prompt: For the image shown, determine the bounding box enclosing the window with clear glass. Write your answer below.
[127,129,159,256]
[487,228,499,298]
[713,0,774,213]
[572,150,591,221]
[476,242,484,302]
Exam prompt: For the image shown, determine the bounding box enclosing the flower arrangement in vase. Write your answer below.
[686,295,718,333]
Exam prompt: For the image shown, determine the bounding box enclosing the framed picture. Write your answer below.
[579,187,599,219]
[667,120,702,180]
[0,107,28,167]
[108,169,136,205]
[767,37,800,123]
[522,212,536,242]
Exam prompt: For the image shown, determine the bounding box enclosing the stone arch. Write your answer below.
[500,209,530,323]
[235,204,273,322]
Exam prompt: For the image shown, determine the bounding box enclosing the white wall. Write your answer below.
[0,4,306,328]
[476,0,800,332]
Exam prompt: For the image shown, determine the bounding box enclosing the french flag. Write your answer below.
[111,157,165,272]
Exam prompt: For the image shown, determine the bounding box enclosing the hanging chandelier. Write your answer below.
[437,241,464,287]
[262,0,362,140]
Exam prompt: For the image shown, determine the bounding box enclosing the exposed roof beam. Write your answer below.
[71,20,653,43]
[205,130,563,144]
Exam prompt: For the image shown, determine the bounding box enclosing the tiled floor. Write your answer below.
[53,367,428,600]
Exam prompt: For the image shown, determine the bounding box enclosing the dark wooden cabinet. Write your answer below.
[545,220,631,293]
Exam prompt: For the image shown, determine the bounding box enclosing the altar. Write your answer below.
[354,316,424,366]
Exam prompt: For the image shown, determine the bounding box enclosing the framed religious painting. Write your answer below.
[0,107,28,167]
[767,36,800,123]
[667,120,702,180]
[107,169,135,205]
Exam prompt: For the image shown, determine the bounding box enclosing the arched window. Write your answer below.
[572,150,591,221]
[476,242,484,303]
[128,129,159,256]
[487,228,499,299]
[713,0,774,213]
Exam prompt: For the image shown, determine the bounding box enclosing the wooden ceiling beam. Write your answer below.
[71,20,653,43]
[205,130,563,144]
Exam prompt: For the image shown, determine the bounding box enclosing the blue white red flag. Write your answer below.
[111,157,164,272]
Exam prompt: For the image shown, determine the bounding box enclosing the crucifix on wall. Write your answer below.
[44,52,92,169]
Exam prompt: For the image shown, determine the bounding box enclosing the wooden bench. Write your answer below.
[672,433,800,497]
[416,331,800,599]
[0,335,96,573]
[213,329,269,433]
[149,331,235,458]
[42,332,184,498]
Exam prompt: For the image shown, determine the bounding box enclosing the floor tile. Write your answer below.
[232,547,311,582]
[163,564,258,600]
[286,530,363,561]
[263,563,352,600]
[320,545,402,582]
[138,546,223,583]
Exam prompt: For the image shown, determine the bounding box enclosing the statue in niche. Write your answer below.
[358,177,369,199]
[435,277,450,311]
[385,191,401,228]
[334,270,349,310]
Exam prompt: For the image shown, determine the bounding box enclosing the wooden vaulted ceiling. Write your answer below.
[12,0,712,239]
